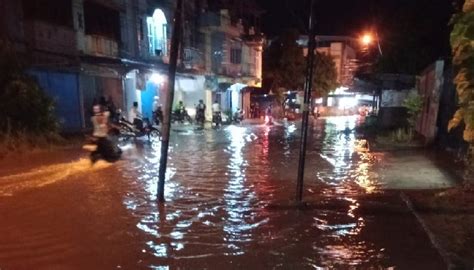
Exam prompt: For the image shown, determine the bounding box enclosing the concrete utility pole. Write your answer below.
[296,0,316,203]
[158,0,183,202]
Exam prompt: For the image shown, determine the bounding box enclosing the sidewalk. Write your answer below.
[374,150,456,190]
[377,149,474,268]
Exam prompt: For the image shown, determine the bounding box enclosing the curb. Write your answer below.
[400,192,455,269]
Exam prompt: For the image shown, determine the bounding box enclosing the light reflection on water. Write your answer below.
[0,116,446,269]
[113,116,392,268]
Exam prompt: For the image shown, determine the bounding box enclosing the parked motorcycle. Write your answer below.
[118,116,161,141]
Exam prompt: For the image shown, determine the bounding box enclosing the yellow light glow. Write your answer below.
[361,34,373,46]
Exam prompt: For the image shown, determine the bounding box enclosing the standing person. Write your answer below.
[99,96,107,108]
[129,102,143,130]
[152,96,161,125]
[106,96,117,122]
[265,105,273,125]
[195,99,206,126]
[152,96,160,113]
[90,105,121,164]
[250,103,255,118]
[255,103,260,118]
[212,99,221,127]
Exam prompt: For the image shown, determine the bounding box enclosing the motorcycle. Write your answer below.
[118,116,161,141]
[212,112,222,129]
[87,135,122,164]
[83,122,122,164]
[195,109,205,127]
[171,107,192,124]
[233,111,244,124]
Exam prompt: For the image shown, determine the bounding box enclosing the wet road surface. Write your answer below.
[0,116,446,269]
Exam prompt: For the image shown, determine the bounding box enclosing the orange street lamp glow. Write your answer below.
[361,34,373,46]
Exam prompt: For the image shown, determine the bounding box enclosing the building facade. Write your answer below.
[299,35,358,88]
[1,0,263,131]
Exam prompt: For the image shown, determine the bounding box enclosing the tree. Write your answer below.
[264,29,338,100]
[449,0,474,183]
[0,40,57,136]
[402,90,423,140]
[313,51,338,98]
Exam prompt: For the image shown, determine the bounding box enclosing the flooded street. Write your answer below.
[0,116,446,269]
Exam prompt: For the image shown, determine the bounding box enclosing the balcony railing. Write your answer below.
[84,35,119,58]
[183,47,204,70]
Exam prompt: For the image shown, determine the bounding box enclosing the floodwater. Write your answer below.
[0,116,445,269]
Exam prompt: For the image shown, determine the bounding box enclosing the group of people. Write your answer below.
[88,95,273,163]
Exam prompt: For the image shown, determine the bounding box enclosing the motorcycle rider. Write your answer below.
[129,102,143,130]
[152,96,162,125]
[174,101,186,122]
[195,100,206,124]
[233,108,244,123]
[90,105,121,164]
[154,105,163,126]
[212,99,221,127]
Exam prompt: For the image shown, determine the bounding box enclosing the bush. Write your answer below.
[0,40,59,157]
[0,40,58,136]
[0,77,58,134]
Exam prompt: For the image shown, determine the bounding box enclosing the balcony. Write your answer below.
[84,35,119,58]
[242,63,256,77]
[183,47,204,71]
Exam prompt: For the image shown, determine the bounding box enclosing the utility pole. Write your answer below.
[296,0,316,203]
[158,0,183,202]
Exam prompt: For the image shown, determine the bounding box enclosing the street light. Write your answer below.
[360,33,373,46]
[359,32,383,56]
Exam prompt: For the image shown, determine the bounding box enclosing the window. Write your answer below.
[83,1,120,40]
[147,9,168,56]
[230,48,241,64]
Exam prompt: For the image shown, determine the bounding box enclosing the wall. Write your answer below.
[378,89,411,129]
[79,74,123,127]
[174,76,206,117]
[416,60,444,143]
[29,69,82,131]
[23,21,77,56]
[436,66,468,152]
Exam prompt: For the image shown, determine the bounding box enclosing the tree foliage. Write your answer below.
[449,1,474,143]
[0,40,57,135]
[402,90,424,128]
[263,29,338,99]
[450,0,474,177]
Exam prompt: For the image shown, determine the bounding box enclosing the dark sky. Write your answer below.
[256,0,455,37]
[256,0,458,72]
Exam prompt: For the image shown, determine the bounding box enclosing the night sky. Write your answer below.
[257,0,455,36]
[256,0,458,72]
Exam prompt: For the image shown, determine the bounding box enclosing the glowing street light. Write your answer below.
[361,34,373,46]
[359,32,383,56]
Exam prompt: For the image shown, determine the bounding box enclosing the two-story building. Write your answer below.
[1,0,263,130]
[198,8,264,119]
